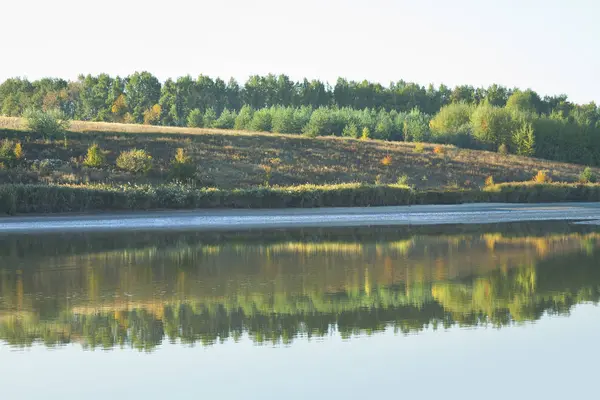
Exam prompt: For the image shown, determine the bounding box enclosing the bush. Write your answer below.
[116,149,153,174]
[381,155,392,166]
[24,108,70,139]
[0,140,16,166]
[433,145,445,155]
[30,159,59,176]
[498,143,509,155]
[533,170,552,183]
[187,109,204,128]
[414,143,425,153]
[397,174,410,186]
[579,167,596,184]
[484,176,495,187]
[483,182,600,203]
[13,142,24,160]
[4,182,600,215]
[0,183,417,214]
[360,127,371,140]
[83,144,105,168]
[170,148,196,181]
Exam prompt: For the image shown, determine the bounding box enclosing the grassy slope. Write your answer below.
[0,116,597,190]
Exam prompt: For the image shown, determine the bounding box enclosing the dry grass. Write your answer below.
[1,116,598,190]
[0,117,23,131]
[1,116,269,137]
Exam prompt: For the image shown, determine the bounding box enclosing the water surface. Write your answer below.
[1,222,599,399]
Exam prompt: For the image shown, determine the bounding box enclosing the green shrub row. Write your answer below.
[0,183,414,214]
[1,182,600,215]
[483,182,600,203]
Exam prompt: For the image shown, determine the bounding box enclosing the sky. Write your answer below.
[1,0,598,104]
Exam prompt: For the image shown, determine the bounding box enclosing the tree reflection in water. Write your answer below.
[0,223,599,351]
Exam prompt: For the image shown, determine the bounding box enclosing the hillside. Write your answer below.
[0,116,596,190]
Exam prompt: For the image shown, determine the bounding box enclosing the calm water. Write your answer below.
[1,222,600,399]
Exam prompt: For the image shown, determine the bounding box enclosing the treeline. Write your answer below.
[1,72,600,165]
[0,72,596,125]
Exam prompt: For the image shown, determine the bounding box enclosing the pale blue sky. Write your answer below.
[1,0,598,103]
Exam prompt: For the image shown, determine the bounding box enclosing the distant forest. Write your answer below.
[1,72,599,165]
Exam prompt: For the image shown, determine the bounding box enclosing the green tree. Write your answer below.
[450,85,475,104]
[303,107,342,137]
[512,121,535,156]
[403,108,430,142]
[361,126,371,140]
[203,107,217,128]
[83,144,106,167]
[271,107,296,133]
[234,105,253,130]
[249,108,273,132]
[506,90,540,114]
[334,78,352,108]
[342,123,359,138]
[187,109,203,128]
[77,74,113,121]
[470,104,515,147]
[0,78,33,116]
[225,78,242,111]
[374,111,393,140]
[429,103,473,137]
[124,72,161,123]
[484,84,510,107]
[243,75,267,109]
[213,108,237,129]
[195,75,217,113]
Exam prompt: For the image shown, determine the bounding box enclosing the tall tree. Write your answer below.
[78,74,114,121]
[0,78,33,116]
[225,78,242,111]
[485,84,509,107]
[450,85,475,104]
[125,71,161,123]
[334,78,352,108]
[243,75,263,108]
[506,89,541,115]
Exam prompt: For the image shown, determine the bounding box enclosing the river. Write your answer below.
[0,221,599,399]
